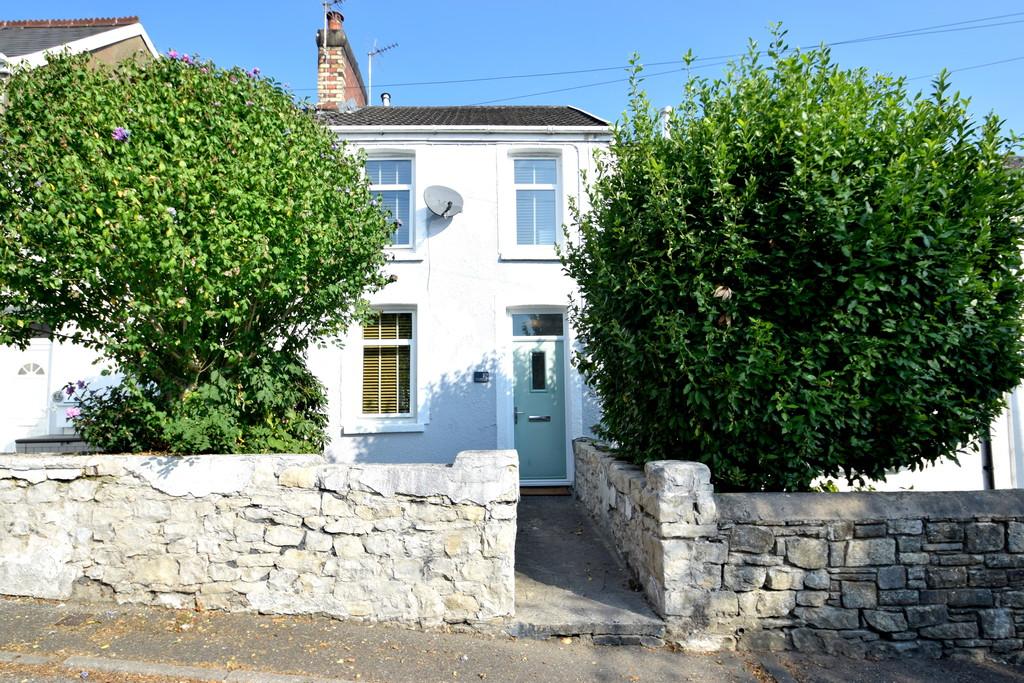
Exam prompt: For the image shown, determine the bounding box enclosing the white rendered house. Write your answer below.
[310,104,610,485]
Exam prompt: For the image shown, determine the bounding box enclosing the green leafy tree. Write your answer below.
[0,51,393,453]
[564,33,1024,490]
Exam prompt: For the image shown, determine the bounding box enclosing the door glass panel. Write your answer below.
[531,351,546,391]
[512,313,563,337]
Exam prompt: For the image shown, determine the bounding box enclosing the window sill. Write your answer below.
[387,249,425,263]
[342,421,426,435]
[499,247,560,262]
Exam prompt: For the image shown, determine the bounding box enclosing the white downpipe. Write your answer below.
[1010,387,1024,488]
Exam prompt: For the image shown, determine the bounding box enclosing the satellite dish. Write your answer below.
[424,185,464,219]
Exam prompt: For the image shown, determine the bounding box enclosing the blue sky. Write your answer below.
[9,1,1024,133]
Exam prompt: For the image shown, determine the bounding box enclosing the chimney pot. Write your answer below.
[326,11,343,32]
[380,92,391,107]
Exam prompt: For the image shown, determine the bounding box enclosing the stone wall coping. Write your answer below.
[0,453,323,469]
[575,438,712,496]
[0,449,519,505]
[718,489,1024,523]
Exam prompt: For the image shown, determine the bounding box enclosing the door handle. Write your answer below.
[528,415,551,422]
[514,407,523,425]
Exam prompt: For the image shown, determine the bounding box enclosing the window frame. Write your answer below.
[499,149,564,261]
[359,308,417,420]
[365,156,415,250]
[513,158,558,247]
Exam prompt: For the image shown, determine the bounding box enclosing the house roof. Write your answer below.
[319,106,609,128]
[0,16,141,58]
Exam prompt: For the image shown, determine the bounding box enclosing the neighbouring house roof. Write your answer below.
[319,105,609,128]
[0,16,158,66]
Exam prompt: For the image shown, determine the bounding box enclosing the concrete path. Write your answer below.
[0,598,1023,682]
[511,495,664,642]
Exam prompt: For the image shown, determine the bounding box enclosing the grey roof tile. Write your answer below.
[319,106,608,128]
[0,17,139,58]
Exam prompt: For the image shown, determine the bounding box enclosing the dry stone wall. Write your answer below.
[0,451,518,625]
[574,438,1024,662]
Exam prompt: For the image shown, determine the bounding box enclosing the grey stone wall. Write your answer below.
[0,451,518,626]
[574,439,1024,662]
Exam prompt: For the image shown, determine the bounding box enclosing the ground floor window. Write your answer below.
[361,311,414,416]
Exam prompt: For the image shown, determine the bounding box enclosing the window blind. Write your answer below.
[366,159,412,185]
[514,159,557,246]
[372,189,411,245]
[362,312,413,415]
[366,159,412,246]
[514,159,556,184]
[515,189,556,245]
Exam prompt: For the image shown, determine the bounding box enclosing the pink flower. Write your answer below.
[65,407,82,419]
[167,49,179,59]
[111,127,130,142]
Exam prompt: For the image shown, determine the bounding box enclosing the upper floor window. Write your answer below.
[514,158,558,246]
[366,159,412,247]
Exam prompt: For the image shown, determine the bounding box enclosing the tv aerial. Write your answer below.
[367,40,398,103]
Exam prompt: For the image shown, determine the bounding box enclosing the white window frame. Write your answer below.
[366,155,417,254]
[359,309,415,419]
[499,149,563,261]
[340,304,427,434]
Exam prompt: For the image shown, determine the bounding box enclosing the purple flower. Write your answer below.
[34,179,43,187]
[248,67,261,78]
[370,198,379,207]
[167,207,177,217]
[76,380,86,390]
[65,407,82,419]
[65,385,75,397]
[167,49,179,59]
[245,100,254,107]
[200,67,209,74]
[111,127,130,142]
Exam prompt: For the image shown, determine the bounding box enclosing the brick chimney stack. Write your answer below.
[316,10,366,110]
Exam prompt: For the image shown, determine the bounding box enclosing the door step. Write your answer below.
[520,486,571,496]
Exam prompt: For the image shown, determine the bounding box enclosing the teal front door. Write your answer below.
[512,314,567,482]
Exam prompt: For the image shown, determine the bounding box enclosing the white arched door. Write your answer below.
[0,342,52,452]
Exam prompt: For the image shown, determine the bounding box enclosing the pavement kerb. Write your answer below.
[0,651,354,683]
[0,650,59,666]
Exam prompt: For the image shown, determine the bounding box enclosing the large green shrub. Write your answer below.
[564,34,1024,490]
[0,51,392,453]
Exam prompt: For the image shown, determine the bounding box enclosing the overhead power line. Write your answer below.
[294,10,1024,94]
[907,54,1024,81]
[475,16,1024,105]
[473,52,1024,106]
